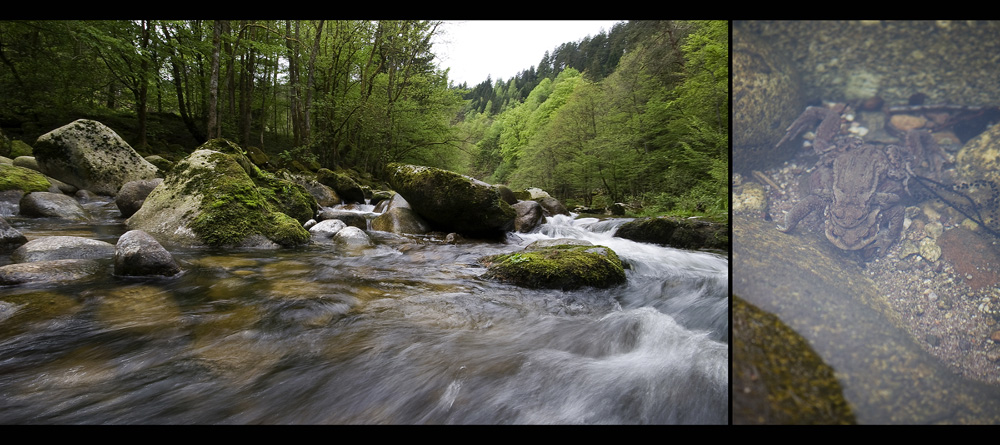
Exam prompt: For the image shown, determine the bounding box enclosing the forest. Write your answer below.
[0,20,728,219]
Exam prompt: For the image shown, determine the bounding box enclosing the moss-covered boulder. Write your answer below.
[480,240,626,290]
[0,163,51,193]
[385,163,516,238]
[615,216,729,251]
[125,143,311,248]
[32,119,159,196]
[316,168,365,204]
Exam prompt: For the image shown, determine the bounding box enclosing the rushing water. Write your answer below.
[0,200,728,424]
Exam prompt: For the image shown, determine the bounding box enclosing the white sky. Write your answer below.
[432,20,624,88]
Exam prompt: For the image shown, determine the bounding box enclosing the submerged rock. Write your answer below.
[385,163,515,238]
[480,240,626,290]
[0,258,105,285]
[114,230,181,277]
[19,192,88,220]
[32,119,159,195]
[125,140,311,248]
[11,236,115,263]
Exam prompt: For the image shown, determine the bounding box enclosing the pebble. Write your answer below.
[890,114,928,131]
[991,331,1000,342]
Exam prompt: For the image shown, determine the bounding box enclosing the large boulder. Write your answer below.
[125,141,311,248]
[115,178,163,218]
[32,119,159,195]
[19,192,88,220]
[385,163,516,238]
[614,216,729,251]
[0,216,28,253]
[11,236,115,263]
[114,230,181,277]
[479,239,626,290]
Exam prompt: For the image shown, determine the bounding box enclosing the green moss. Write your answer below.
[482,244,626,290]
[182,150,307,247]
[0,163,51,192]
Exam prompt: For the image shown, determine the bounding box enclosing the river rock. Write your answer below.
[294,178,340,207]
[115,178,163,218]
[333,226,373,248]
[114,230,181,277]
[480,241,626,290]
[373,193,410,213]
[317,168,365,204]
[12,156,41,172]
[512,200,544,233]
[615,216,729,251]
[0,258,105,285]
[309,219,347,237]
[11,236,115,263]
[536,196,570,217]
[0,190,23,218]
[32,119,159,195]
[0,215,28,253]
[370,207,430,235]
[385,163,515,238]
[19,192,88,220]
[316,209,367,230]
[125,140,310,248]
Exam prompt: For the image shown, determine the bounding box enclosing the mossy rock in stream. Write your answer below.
[480,240,626,290]
[125,140,310,248]
[615,215,729,251]
[0,163,51,193]
[385,163,515,238]
[732,295,856,425]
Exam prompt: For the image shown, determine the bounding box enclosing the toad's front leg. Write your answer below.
[777,194,827,233]
[775,104,846,154]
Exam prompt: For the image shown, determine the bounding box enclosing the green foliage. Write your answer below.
[462,20,729,219]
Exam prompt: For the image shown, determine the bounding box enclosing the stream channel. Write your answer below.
[0,198,728,424]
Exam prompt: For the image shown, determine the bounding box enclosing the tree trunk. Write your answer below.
[207,20,221,140]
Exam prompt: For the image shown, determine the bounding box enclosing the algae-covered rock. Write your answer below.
[732,295,856,425]
[385,163,515,238]
[0,163,51,193]
[125,143,310,248]
[480,240,626,290]
[615,216,729,251]
[32,119,159,195]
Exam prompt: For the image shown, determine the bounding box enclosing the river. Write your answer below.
[0,199,728,424]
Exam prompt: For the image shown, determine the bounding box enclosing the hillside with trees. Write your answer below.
[0,20,728,219]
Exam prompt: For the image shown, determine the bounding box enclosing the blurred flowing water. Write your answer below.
[0,203,728,424]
